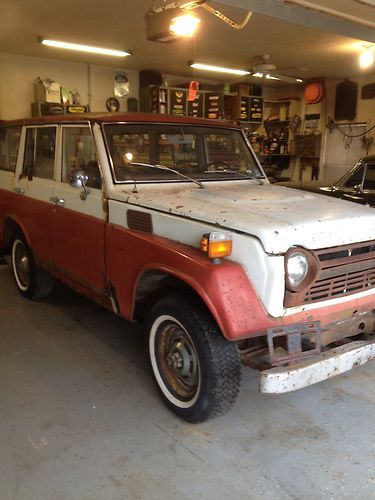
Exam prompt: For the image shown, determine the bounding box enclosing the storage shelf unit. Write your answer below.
[294,134,322,158]
[139,86,237,119]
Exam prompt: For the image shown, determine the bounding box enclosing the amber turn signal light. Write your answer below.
[201,232,233,260]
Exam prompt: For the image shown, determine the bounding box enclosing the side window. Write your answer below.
[0,127,21,172]
[22,127,56,180]
[62,127,101,189]
[363,164,375,190]
[343,165,364,188]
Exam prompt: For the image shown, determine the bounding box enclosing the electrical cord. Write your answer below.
[337,123,375,138]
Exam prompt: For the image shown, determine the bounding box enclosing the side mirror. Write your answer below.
[69,169,90,200]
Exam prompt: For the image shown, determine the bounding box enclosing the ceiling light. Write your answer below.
[189,62,250,76]
[170,14,201,37]
[252,72,264,78]
[359,46,374,69]
[145,8,201,42]
[145,1,252,44]
[40,39,131,57]
[265,74,280,80]
[296,78,304,83]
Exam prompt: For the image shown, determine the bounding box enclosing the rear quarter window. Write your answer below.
[0,127,21,172]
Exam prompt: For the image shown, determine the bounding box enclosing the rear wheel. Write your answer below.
[147,294,241,423]
[11,233,54,300]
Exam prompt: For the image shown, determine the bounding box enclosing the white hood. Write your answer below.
[114,181,375,254]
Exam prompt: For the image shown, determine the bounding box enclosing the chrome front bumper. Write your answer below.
[260,339,375,394]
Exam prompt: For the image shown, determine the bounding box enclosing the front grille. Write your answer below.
[284,240,375,307]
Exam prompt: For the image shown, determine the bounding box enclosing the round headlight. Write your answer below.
[286,251,308,288]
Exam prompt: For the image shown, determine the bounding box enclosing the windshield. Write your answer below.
[103,124,263,183]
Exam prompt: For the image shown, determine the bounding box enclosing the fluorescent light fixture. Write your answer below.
[189,62,250,76]
[170,14,201,37]
[40,39,131,57]
[252,72,263,78]
[296,78,304,83]
[359,46,374,69]
[265,74,280,80]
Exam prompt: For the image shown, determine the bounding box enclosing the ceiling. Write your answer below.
[1,0,375,86]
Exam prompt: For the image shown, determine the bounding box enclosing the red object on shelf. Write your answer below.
[188,81,199,101]
[304,82,325,104]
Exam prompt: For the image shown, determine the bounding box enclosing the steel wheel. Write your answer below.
[12,238,31,291]
[151,315,201,408]
[11,231,54,300]
[148,294,241,423]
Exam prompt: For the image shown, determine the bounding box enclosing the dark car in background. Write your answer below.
[280,155,375,207]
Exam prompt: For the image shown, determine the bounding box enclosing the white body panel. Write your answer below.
[107,181,375,254]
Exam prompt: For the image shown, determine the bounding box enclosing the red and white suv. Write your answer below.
[1,113,375,422]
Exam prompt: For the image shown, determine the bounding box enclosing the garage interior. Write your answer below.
[1,0,375,498]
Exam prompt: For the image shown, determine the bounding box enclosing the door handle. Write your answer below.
[50,196,65,207]
[13,187,25,195]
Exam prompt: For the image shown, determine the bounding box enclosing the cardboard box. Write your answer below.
[31,102,64,116]
[34,80,61,103]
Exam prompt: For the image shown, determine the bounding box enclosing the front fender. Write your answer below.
[105,224,267,340]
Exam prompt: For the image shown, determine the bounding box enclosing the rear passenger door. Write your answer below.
[52,125,107,294]
[0,126,21,248]
[15,126,57,268]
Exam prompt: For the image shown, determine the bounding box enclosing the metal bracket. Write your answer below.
[150,0,252,30]
[267,321,321,367]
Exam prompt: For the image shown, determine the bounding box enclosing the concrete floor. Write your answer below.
[1,259,375,500]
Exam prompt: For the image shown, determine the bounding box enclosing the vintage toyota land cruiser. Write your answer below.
[1,113,375,422]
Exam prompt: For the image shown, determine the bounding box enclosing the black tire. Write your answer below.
[147,294,241,423]
[11,232,54,300]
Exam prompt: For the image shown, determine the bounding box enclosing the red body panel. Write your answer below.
[53,206,106,293]
[1,189,106,294]
[0,188,14,248]
[105,224,375,341]
[1,190,54,266]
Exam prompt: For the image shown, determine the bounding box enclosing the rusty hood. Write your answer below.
[118,181,375,254]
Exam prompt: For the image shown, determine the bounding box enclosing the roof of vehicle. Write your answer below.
[0,112,238,128]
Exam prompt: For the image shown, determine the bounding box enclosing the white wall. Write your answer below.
[0,53,139,119]
[273,75,375,181]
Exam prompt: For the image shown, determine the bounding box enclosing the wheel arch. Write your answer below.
[132,267,218,326]
[3,216,31,248]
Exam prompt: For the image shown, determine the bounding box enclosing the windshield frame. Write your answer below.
[101,121,266,186]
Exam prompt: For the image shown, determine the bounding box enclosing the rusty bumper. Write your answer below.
[260,339,375,394]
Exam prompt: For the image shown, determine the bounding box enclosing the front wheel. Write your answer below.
[11,233,54,300]
[147,294,241,423]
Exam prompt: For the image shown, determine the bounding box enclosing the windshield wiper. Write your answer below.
[128,162,204,189]
[204,168,264,184]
